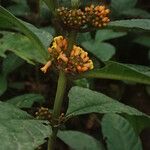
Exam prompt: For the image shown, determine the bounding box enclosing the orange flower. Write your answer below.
[40,61,52,73]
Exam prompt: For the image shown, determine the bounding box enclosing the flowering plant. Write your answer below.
[0,0,150,150]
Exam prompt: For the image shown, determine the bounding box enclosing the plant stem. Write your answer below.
[48,127,58,150]
[71,0,80,8]
[48,70,67,150]
[48,31,77,149]
[52,71,67,118]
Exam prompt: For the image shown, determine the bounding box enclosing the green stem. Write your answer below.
[48,126,59,150]
[48,31,77,149]
[71,0,80,8]
[48,70,67,150]
[52,71,67,118]
[51,0,58,11]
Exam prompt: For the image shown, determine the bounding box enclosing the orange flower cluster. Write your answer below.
[57,7,87,29]
[85,5,110,28]
[56,4,110,29]
[67,45,94,73]
[40,36,94,74]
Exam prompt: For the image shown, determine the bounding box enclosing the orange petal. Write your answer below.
[81,66,88,72]
[48,47,52,53]
[40,61,52,73]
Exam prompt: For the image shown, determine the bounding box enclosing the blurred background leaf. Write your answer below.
[78,61,150,85]
[6,93,45,108]
[109,19,150,31]
[0,6,53,64]
[2,53,24,76]
[0,31,47,64]
[111,0,150,19]
[7,0,29,16]
[58,130,104,150]
[81,29,126,61]
[101,114,142,150]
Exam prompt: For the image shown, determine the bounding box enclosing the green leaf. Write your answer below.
[6,94,45,108]
[125,64,150,76]
[58,130,104,150]
[2,53,24,76]
[124,115,150,134]
[78,61,150,85]
[134,36,150,48]
[81,29,126,61]
[0,6,53,63]
[0,32,7,57]
[101,114,142,150]
[122,8,150,19]
[0,48,7,58]
[42,0,56,11]
[0,31,46,64]
[0,74,7,96]
[0,101,31,119]
[77,32,92,44]
[74,78,91,88]
[95,29,127,42]
[0,119,51,150]
[0,17,12,29]
[109,19,150,31]
[82,41,115,61]
[0,101,51,150]
[66,86,149,120]
[111,0,150,18]
[111,0,137,13]
[7,0,29,16]
[23,22,52,50]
